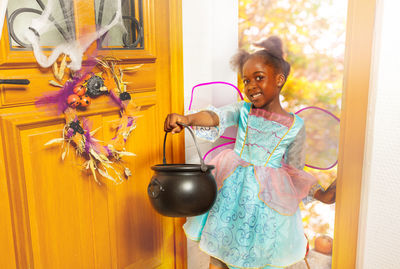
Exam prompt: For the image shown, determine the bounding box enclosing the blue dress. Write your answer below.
[184,102,316,269]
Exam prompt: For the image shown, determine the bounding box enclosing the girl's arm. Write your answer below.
[285,125,336,204]
[164,111,219,134]
[313,180,336,204]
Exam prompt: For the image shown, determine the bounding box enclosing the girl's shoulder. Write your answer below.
[293,113,305,127]
[292,114,305,136]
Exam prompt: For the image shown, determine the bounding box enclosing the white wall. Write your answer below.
[182,0,238,164]
[181,1,238,268]
[357,0,400,268]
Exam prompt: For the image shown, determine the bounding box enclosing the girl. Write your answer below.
[164,36,336,269]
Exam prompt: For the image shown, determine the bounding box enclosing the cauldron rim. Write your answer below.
[151,163,215,172]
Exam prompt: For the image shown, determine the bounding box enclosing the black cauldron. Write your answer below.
[148,124,217,217]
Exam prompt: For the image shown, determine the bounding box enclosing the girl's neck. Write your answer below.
[254,99,290,117]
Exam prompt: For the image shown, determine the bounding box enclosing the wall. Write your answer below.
[181,1,238,268]
[357,0,400,268]
[182,0,238,163]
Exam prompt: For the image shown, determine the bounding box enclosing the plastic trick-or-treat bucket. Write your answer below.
[148,124,217,217]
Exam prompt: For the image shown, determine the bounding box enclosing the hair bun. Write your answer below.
[254,36,284,59]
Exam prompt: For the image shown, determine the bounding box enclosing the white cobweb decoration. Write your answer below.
[21,0,125,71]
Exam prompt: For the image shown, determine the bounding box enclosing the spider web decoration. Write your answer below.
[20,0,125,71]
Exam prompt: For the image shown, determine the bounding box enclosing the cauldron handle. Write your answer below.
[162,123,208,172]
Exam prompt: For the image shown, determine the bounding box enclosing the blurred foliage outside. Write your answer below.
[238,0,347,245]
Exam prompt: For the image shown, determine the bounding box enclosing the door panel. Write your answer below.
[0,126,17,269]
[103,104,174,269]
[0,0,185,268]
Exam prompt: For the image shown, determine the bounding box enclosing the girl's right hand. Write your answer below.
[164,113,189,134]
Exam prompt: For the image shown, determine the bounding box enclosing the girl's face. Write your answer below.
[242,56,283,110]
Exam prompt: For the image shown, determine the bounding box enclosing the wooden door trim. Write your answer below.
[333,0,376,268]
[167,0,187,268]
[0,113,35,269]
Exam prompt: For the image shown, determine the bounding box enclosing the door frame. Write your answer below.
[168,1,187,268]
[167,0,378,267]
[333,0,376,268]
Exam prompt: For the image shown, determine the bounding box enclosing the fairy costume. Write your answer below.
[183,101,317,269]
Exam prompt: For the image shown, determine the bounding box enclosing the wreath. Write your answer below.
[36,56,141,184]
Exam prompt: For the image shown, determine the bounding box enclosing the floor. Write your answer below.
[187,239,332,269]
[287,250,332,269]
[187,239,209,269]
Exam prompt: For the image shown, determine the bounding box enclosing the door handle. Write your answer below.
[0,79,30,85]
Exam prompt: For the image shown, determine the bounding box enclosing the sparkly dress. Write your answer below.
[183,101,317,269]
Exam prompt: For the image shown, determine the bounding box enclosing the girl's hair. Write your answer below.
[231,36,291,81]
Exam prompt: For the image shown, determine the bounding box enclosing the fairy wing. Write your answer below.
[295,106,340,171]
[187,81,243,163]
[188,81,244,111]
[188,81,341,171]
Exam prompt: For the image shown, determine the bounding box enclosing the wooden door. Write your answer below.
[0,0,186,268]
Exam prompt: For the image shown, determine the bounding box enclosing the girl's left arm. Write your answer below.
[284,125,306,169]
[285,124,336,204]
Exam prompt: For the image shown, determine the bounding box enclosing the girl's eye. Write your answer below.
[256,76,264,81]
[243,79,250,85]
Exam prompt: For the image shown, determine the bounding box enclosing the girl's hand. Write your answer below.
[164,113,189,134]
[314,180,337,204]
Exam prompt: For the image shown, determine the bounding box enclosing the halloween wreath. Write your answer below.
[37,55,141,184]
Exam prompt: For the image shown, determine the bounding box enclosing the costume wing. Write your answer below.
[188,81,340,170]
[187,81,243,163]
[295,106,340,170]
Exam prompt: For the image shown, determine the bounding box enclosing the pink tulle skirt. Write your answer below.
[208,149,318,215]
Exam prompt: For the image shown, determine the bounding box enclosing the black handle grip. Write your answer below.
[0,79,30,85]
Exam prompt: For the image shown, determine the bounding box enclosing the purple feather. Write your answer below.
[82,118,94,153]
[82,118,105,155]
[84,131,93,154]
[127,118,134,127]
[104,146,113,157]
[82,117,91,132]
[65,128,75,139]
[35,79,76,114]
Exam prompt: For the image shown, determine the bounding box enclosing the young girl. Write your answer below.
[164,36,336,269]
